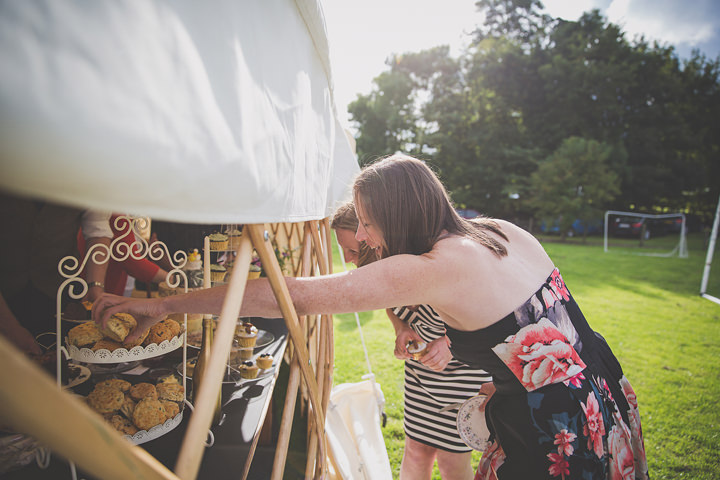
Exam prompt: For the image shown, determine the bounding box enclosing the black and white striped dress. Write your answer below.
[394,305,492,453]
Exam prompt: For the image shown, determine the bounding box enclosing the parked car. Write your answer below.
[538,217,603,237]
[609,216,665,239]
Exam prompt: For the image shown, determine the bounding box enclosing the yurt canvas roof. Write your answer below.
[0,0,358,223]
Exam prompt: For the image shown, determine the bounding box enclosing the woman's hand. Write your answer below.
[418,336,452,371]
[92,293,167,343]
[393,324,420,360]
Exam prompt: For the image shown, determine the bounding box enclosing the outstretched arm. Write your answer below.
[94,251,450,341]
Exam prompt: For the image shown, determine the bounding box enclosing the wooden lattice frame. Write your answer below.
[0,220,336,480]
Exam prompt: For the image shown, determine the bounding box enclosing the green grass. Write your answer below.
[330,232,720,479]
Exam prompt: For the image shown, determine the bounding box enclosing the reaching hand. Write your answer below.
[92,293,167,343]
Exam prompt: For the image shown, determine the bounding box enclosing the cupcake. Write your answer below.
[235,321,258,348]
[210,264,227,283]
[208,233,228,251]
[238,361,259,379]
[227,228,243,249]
[407,340,428,361]
[257,353,274,370]
[248,264,261,280]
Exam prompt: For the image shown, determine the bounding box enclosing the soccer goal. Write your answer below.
[603,210,688,258]
[700,195,720,305]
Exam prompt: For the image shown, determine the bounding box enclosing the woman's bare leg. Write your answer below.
[436,448,474,480]
[400,437,436,480]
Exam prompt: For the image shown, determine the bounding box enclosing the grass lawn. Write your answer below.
[329,231,720,479]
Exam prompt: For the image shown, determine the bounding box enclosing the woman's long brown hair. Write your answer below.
[352,154,508,258]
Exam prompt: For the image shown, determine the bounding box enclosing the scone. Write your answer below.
[160,400,180,419]
[99,313,137,343]
[132,397,168,431]
[91,339,123,352]
[122,327,149,348]
[94,378,131,393]
[87,386,125,414]
[120,395,136,419]
[143,318,181,346]
[68,321,104,348]
[129,382,158,401]
[257,353,274,370]
[110,414,138,436]
[156,383,184,402]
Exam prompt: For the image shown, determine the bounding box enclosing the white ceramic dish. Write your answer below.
[456,394,491,451]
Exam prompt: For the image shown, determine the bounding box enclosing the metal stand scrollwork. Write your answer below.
[52,215,194,479]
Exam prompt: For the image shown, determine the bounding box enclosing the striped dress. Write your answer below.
[394,305,492,452]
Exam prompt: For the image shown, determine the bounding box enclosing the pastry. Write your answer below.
[143,318,181,346]
[185,358,197,375]
[210,264,227,283]
[120,395,136,419]
[132,397,168,431]
[248,264,261,280]
[235,321,258,348]
[238,361,259,379]
[156,383,184,402]
[110,414,138,435]
[208,233,228,251]
[87,385,125,414]
[227,228,243,249]
[91,339,123,352]
[94,378,131,393]
[158,373,180,385]
[129,382,158,401]
[67,321,104,348]
[257,353,274,370]
[122,327,149,348]
[407,340,428,361]
[160,400,180,419]
[99,313,137,343]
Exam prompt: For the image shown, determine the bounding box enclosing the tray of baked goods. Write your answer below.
[65,314,185,364]
[83,374,185,445]
[178,352,276,385]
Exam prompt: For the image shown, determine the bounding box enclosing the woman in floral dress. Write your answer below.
[95,154,649,479]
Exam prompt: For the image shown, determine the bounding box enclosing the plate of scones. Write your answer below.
[66,314,184,363]
[84,375,184,444]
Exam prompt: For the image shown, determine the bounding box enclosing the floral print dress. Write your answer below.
[445,269,649,480]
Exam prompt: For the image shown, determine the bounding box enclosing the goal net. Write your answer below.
[603,210,688,258]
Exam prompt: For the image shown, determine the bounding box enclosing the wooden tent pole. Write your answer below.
[174,232,254,480]
[270,355,302,480]
[0,334,178,480]
[247,224,327,478]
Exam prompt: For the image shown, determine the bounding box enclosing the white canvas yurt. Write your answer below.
[0,1,380,479]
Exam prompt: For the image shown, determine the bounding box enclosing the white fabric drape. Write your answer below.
[0,0,358,223]
[326,380,393,480]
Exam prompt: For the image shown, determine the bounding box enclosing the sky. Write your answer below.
[322,0,720,129]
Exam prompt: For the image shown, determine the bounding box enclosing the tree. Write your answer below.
[528,137,621,241]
